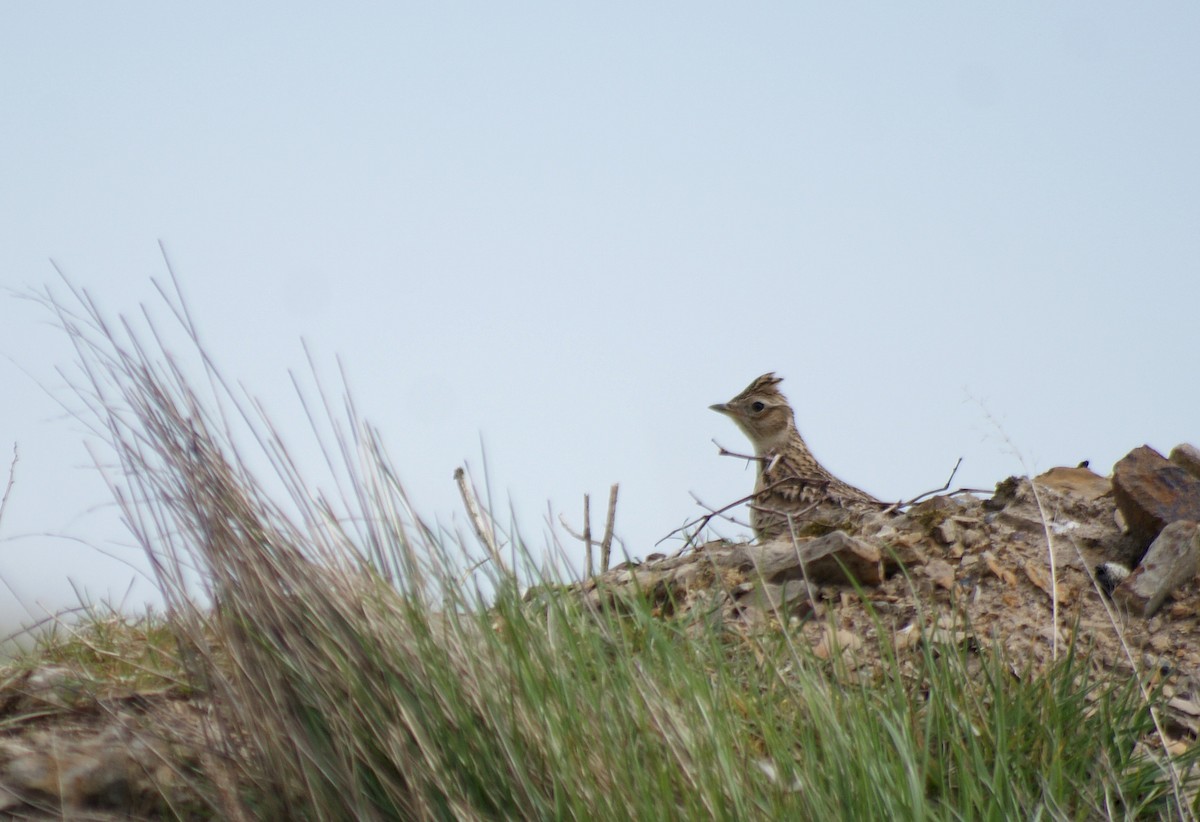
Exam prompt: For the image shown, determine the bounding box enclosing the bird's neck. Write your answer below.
[757,426,810,460]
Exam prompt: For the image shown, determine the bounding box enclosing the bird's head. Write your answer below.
[710,372,795,454]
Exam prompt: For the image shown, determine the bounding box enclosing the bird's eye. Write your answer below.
[751,401,765,413]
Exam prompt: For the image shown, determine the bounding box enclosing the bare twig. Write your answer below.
[755,499,820,526]
[712,439,764,464]
[659,474,821,553]
[454,466,507,575]
[600,483,618,574]
[0,444,17,527]
[658,489,761,549]
[456,555,492,586]
[582,493,592,577]
[558,485,620,577]
[881,457,989,514]
[688,491,749,528]
[557,514,584,541]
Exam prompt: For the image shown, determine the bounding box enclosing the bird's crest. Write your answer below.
[730,372,785,402]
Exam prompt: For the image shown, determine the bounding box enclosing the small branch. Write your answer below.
[583,493,593,578]
[659,489,761,549]
[0,444,17,527]
[881,456,973,514]
[659,474,817,552]
[559,485,620,577]
[713,439,764,464]
[456,555,492,586]
[558,514,585,541]
[600,483,618,573]
[454,466,507,575]
[749,499,820,523]
[688,491,749,528]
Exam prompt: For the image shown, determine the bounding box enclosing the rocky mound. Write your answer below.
[2,444,1200,817]
[576,443,1200,741]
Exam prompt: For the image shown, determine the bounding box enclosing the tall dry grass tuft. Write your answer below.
[39,272,579,819]
[31,265,1200,820]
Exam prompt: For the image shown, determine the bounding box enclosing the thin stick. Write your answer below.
[658,489,761,548]
[582,493,593,578]
[0,444,17,526]
[600,483,619,573]
[557,514,585,541]
[688,491,749,528]
[454,466,507,575]
[712,439,764,463]
[659,473,824,553]
[881,457,979,514]
[456,555,492,586]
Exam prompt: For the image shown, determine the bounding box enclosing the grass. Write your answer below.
[7,271,1197,820]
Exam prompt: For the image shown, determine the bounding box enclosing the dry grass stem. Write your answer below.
[454,465,507,576]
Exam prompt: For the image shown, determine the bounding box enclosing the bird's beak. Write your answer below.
[709,403,730,415]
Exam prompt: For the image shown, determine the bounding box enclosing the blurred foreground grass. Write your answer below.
[2,274,1195,820]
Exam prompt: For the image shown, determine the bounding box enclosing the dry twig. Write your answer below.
[0,444,16,527]
[600,483,618,573]
[880,457,990,514]
[712,438,764,464]
[454,466,507,575]
[658,475,823,554]
[558,483,620,577]
[582,493,592,577]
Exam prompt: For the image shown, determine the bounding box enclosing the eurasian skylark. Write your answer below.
[711,372,883,540]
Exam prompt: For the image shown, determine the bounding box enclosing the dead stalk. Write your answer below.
[454,466,507,576]
[583,493,592,577]
[0,444,17,527]
[600,484,619,573]
[558,484,619,577]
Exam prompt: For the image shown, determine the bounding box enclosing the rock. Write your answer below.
[1022,560,1062,601]
[670,562,708,589]
[1094,562,1131,595]
[813,628,863,660]
[933,520,959,546]
[1171,443,1200,481]
[960,527,985,550]
[1112,445,1200,552]
[721,531,883,586]
[1112,520,1200,617]
[984,476,1024,511]
[983,551,1017,586]
[986,473,1123,556]
[0,666,90,719]
[1034,465,1112,503]
[922,558,955,590]
[740,580,815,620]
[0,724,161,813]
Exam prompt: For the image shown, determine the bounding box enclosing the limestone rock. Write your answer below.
[0,723,169,815]
[0,666,80,715]
[739,580,815,622]
[1034,465,1112,503]
[923,558,956,590]
[813,628,863,660]
[933,520,959,546]
[984,474,1121,552]
[721,531,883,586]
[1112,445,1200,552]
[1170,443,1200,482]
[1112,520,1200,618]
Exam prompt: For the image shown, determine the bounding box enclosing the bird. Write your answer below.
[710,372,883,540]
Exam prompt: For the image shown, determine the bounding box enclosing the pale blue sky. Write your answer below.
[2,4,1199,628]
